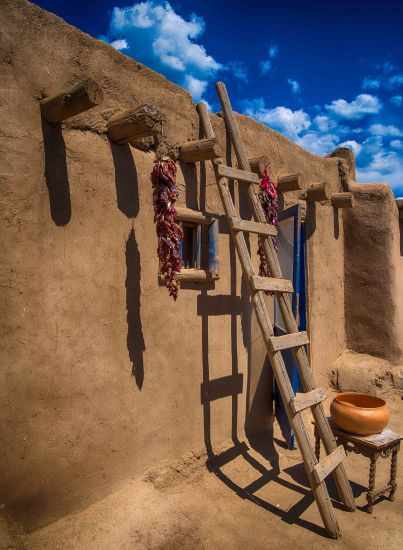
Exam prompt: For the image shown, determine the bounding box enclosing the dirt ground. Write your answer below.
[1,391,402,550]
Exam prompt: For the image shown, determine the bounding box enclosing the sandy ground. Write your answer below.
[1,392,402,550]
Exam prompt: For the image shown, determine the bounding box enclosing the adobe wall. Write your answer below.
[0,0,346,529]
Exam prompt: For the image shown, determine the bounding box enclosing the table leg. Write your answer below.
[367,453,377,514]
[390,446,398,502]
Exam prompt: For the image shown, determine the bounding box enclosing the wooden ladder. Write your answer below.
[195,82,356,539]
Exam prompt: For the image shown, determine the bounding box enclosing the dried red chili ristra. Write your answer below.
[151,159,183,300]
[258,167,279,279]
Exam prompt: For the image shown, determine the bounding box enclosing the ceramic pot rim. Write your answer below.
[333,392,386,410]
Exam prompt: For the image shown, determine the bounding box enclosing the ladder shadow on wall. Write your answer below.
[110,141,145,389]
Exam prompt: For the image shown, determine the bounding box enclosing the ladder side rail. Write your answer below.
[213,86,355,512]
[198,102,343,538]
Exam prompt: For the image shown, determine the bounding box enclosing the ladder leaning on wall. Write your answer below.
[192,82,356,539]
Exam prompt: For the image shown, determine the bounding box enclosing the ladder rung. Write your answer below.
[270,331,309,352]
[217,163,260,185]
[312,446,346,485]
[251,276,293,293]
[229,217,277,236]
[290,388,326,414]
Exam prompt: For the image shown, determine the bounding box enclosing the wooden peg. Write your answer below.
[303,182,330,202]
[278,173,302,193]
[40,79,103,123]
[107,104,163,144]
[179,138,220,163]
[331,192,354,208]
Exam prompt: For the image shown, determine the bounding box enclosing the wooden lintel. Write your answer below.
[251,275,293,293]
[270,331,309,353]
[175,206,212,225]
[107,104,163,144]
[179,138,220,163]
[312,446,346,485]
[303,182,331,202]
[290,388,326,415]
[278,173,303,193]
[229,217,277,237]
[40,78,103,123]
[217,164,259,185]
[331,192,354,209]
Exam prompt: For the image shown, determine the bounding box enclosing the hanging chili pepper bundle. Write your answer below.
[152,159,183,300]
[257,166,279,277]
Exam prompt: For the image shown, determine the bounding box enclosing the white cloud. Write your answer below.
[105,2,222,101]
[338,140,362,155]
[243,99,311,138]
[288,78,300,94]
[362,77,380,90]
[369,124,402,137]
[269,45,279,58]
[313,115,338,132]
[296,132,339,155]
[390,95,402,107]
[357,150,403,189]
[388,74,403,89]
[110,39,129,50]
[325,94,382,120]
[260,59,272,75]
[227,61,248,82]
[259,45,278,75]
[391,140,403,150]
[184,75,207,101]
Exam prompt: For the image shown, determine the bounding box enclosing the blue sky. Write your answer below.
[36,1,403,194]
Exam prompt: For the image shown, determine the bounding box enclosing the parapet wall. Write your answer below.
[0,0,354,530]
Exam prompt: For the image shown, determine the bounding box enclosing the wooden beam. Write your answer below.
[40,78,103,123]
[331,192,354,209]
[278,173,303,193]
[312,446,346,485]
[229,217,277,236]
[251,275,293,293]
[217,164,259,185]
[176,268,209,282]
[270,331,309,352]
[175,206,212,225]
[303,182,331,202]
[179,138,220,163]
[290,388,327,415]
[107,104,163,144]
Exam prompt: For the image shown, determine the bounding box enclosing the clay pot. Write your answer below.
[330,393,390,436]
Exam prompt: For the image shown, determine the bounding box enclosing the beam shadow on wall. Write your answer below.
[110,142,139,218]
[41,116,71,226]
[126,228,145,389]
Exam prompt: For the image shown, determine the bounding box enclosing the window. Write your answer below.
[175,207,219,283]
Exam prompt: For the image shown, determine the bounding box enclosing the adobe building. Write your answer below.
[1,0,402,534]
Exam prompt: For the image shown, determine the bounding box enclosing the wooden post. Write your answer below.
[179,138,220,163]
[40,79,103,123]
[107,104,163,144]
[278,173,303,193]
[331,192,354,208]
[303,182,330,202]
[196,103,214,139]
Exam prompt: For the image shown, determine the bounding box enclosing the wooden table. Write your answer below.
[314,419,402,513]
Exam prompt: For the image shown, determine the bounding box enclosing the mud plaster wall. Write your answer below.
[0,0,345,529]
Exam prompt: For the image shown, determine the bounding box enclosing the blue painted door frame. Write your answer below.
[273,203,307,449]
